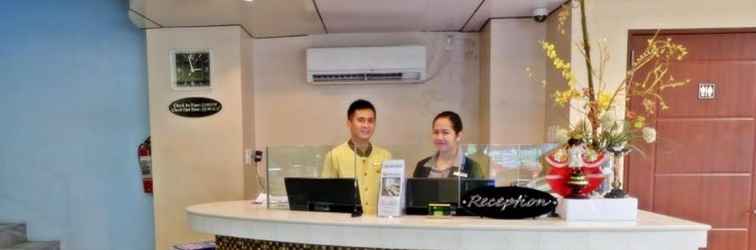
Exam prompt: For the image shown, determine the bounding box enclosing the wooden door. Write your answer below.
[626,31,756,250]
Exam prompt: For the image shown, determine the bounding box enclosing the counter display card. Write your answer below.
[378,160,406,217]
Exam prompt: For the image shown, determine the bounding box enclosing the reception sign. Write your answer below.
[169,97,222,118]
[461,186,558,219]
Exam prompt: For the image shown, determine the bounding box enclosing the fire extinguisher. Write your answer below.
[138,136,153,194]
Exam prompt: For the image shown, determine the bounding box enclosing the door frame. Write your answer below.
[625,28,756,250]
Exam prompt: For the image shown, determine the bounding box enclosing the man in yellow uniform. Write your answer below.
[321,99,391,215]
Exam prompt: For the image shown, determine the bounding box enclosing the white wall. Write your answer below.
[252,32,481,149]
[146,26,247,250]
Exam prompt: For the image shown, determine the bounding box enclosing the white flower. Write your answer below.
[642,127,656,143]
[555,128,570,144]
[600,112,617,129]
[611,142,627,153]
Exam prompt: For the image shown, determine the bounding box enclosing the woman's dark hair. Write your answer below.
[433,111,463,134]
[347,99,376,120]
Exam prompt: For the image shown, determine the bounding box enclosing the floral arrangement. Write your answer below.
[533,0,690,197]
[538,0,689,155]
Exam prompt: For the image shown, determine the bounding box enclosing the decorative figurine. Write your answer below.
[545,139,607,199]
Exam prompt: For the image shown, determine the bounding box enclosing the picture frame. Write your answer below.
[170,48,213,90]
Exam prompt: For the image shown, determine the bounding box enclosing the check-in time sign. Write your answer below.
[169,97,222,118]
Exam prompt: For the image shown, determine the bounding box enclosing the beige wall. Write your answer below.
[241,38,257,199]
[544,9,572,142]
[484,19,547,144]
[252,32,481,150]
[147,26,247,250]
[479,25,492,144]
[145,23,554,249]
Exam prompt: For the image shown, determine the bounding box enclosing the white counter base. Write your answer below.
[187,201,710,250]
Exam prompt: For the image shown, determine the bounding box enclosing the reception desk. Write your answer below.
[187,201,710,250]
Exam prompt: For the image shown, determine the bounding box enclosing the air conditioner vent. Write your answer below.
[307,46,426,85]
[366,73,403,81]
[313,74,366,82]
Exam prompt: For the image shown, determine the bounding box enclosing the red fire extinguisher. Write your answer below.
[138,137,153,194]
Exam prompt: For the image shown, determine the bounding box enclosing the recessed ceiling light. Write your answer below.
[243,0,253,2]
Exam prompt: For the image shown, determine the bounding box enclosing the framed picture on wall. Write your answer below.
[170,48,212,90]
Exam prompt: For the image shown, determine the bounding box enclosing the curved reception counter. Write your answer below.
[187,201,710,250]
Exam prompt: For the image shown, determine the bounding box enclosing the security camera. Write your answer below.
[533,8,548,23]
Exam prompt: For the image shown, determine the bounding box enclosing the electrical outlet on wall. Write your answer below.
[244,148,253,165]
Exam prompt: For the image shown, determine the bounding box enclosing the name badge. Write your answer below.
[453,171,468,178]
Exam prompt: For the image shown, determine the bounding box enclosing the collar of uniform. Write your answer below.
[423,147,466,170]
[347,140,373,158]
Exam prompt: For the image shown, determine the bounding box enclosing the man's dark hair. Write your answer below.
[433,111,463,134]
[347,99,376,120]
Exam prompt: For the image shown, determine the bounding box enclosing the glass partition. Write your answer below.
[264,143,559,214]
[265,145,332,209]
[467,144,559,191]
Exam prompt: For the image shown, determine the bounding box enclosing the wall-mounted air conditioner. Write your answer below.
[306,45,426,84]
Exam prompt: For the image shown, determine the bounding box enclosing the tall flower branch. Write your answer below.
[538,0,689,153]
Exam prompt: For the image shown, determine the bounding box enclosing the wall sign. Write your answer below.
[698,82,716,100]
[169,97,222,118]
[460,186,558,219]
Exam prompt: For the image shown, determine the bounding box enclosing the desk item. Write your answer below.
[378,160,406,217]
[284,177,360,213]
[404,178,494,215]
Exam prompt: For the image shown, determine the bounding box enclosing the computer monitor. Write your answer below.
[405,178,494,215]
[284,177,361,214]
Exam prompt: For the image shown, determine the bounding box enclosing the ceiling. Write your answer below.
[129,0,565,38]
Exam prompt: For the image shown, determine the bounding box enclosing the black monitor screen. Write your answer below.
[284,177,360,213]
[405,178,494,215]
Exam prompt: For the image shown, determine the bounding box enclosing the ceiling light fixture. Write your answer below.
[243,0,254,2]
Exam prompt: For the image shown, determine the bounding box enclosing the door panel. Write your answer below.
[655,119,753,173]
[708,230,748,250]
[654,176,750,227]
[626,92,656,210]
[751,213,756,250]
[626,31,756,250]
[626,139,655,210]
[626,35,658,211]
[667,33,756,61]
[660,62,756,118]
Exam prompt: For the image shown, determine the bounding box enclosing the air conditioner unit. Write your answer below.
[306,45,426,84]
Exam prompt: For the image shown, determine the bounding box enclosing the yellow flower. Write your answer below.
[596,91,613,112]
[633,116,646,129]
[540,41,575,85]
[553,88,581,106]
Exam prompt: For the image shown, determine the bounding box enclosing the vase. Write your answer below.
[604,152,628,198]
